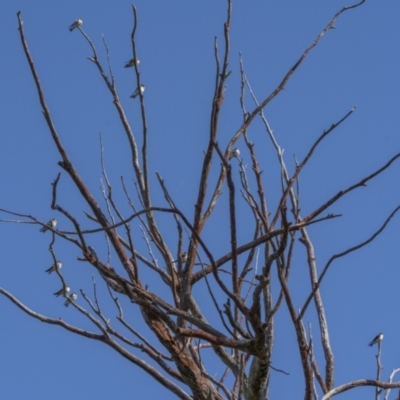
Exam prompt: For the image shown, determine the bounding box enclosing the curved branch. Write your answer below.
[0,286,103,340]
[16,12,137,283]
[321,379,400,400]
[299,204,400,319]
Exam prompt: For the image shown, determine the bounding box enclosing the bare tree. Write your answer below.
[2,2,400,399]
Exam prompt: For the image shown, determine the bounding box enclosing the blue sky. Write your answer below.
[1,1,400,399]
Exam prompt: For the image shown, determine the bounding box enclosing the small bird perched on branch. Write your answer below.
[69,19,83,32]
[180,252,188,263]
[40,218,57,233]
[173,252,188,264]
[229,148,240,160]
[124,58,140,68]
[54,286,70,297]
[45,261,62,274]
[131,84,145,99]
[368,332,384,346]
[64,293,78,307]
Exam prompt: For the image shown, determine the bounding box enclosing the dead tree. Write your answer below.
[1,1,400,399]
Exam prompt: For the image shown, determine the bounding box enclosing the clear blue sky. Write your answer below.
[1,1,400,399]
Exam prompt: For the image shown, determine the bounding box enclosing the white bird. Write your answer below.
[130,84,145,98]
[173,252,188,264]
[368,332,384,347]
[180,252,188,263]
[64,293,78,307]
[45,261,62,274]
[229,148,240,160]
[124,58,140,68]
[40,218,57,233]
[54,286,70,297]
[69,19,83,32]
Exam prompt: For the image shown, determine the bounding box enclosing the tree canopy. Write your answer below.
[1,1,400,399]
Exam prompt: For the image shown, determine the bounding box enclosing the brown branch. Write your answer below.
[16,12,137,284]
[270,107,356,230]
[0,286,104,340]
[176,327,257,354]
[276,253,313,399]
[299,204,400,319]
[302,152,400,226]
[196,254,236,337]
[190,0,232,269]
[213,142,239,297]
[374,341,384,399]
[300,228,334,391]
[201,0,367,232]
[129,6,150,212]
[231,0,366,149]
[321,379,400,400]
[76,10,170,286]
[51,174,88,249]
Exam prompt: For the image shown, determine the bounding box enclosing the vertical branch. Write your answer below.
[179,0,232,316]
[277,262,313,399]
[191,0,232,239]
[299,231,334,392]
[375,342,384,400]
[16,12,137,283]
[130,6,150,210]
